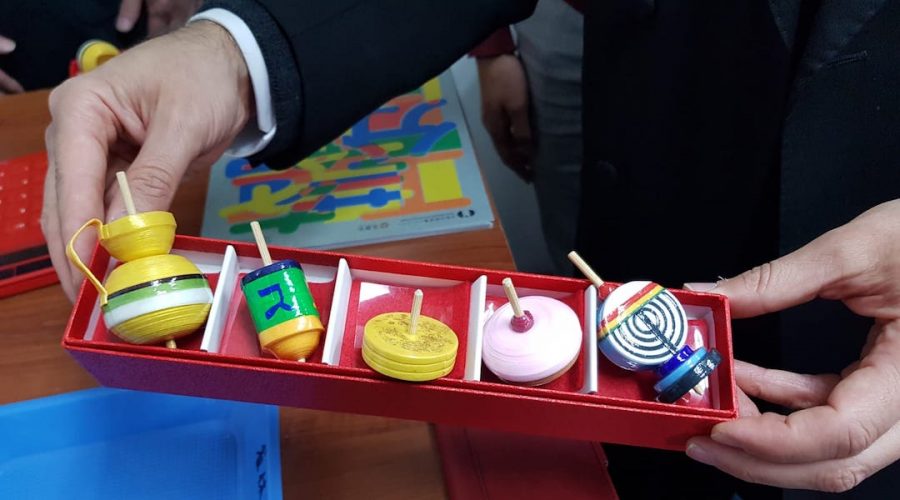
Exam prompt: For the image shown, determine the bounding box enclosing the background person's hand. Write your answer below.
[0,35,24,94]
[685,199,900,492]
[476,54,534,182]
[117,0,203,37]
[42,21,252,302]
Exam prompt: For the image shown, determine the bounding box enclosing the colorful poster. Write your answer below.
[201,71,494,249]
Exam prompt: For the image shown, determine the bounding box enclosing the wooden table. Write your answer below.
[0,90,516,499]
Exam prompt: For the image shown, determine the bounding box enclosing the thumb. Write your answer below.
[709,234,841,318]
[107,121,196,220]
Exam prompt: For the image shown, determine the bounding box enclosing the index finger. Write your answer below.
[47,84,116,296]
[711,322,900,463]
[0,35,15,54]
[116,0,142,32]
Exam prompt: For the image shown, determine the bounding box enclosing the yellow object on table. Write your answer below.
[76,40,120,73]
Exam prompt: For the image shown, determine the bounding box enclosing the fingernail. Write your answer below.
[0,38,15,53]
[684,282,717,292]
[116,17,134,32]
[686,443,713,464]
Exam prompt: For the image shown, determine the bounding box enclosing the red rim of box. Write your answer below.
[62,234,738,450]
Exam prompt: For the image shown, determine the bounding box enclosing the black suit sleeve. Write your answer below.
[198,0,536,168]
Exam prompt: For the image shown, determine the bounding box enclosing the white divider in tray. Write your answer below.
[83,258,117,341]
[682,303,719,408]
[464,276,488,381]
[581,285,599,394]
[200,245,238,353]
[321,258,352,365]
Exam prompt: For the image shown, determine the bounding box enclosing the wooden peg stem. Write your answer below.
[568,251,604,289]
[409,289,423,337]
[502,278,524,318]
[165,339,177,349]
[116,171,137,216]
[250,221,273,266]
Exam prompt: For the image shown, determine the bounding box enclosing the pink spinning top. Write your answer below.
[482,293,582,386]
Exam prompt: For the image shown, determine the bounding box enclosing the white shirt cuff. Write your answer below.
[189,8,277,157]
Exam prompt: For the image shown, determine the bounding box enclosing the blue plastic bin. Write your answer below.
[0,388,282,499]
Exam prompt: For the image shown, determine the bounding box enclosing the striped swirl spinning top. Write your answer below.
[597,281,687,371]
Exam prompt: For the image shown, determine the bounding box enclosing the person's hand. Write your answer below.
[476,54,534,182]
[117,0,204,37]
[0,35,24,94]
[685,199,900,492]
[42,21,251,302]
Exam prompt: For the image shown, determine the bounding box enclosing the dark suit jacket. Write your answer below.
[201,1,900,498]
[581,2,900,498]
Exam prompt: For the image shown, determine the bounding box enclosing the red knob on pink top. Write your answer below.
[503,278,535,333]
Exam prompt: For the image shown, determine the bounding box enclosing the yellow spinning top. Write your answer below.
[362,290,458,382]
[76,40,120,73]
[66,172,213,348]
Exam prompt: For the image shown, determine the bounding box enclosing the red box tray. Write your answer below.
[62,235,737,451]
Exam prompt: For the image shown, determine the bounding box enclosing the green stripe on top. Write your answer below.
[103,277,210,311]
[107,273,205,300]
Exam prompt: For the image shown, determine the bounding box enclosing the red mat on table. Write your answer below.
[0,151,57,298]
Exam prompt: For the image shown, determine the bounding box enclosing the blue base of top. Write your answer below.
[654,347,707,393]
[655,349,723,404]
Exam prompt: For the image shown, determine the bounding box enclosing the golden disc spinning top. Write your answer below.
[362,290,458,382]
